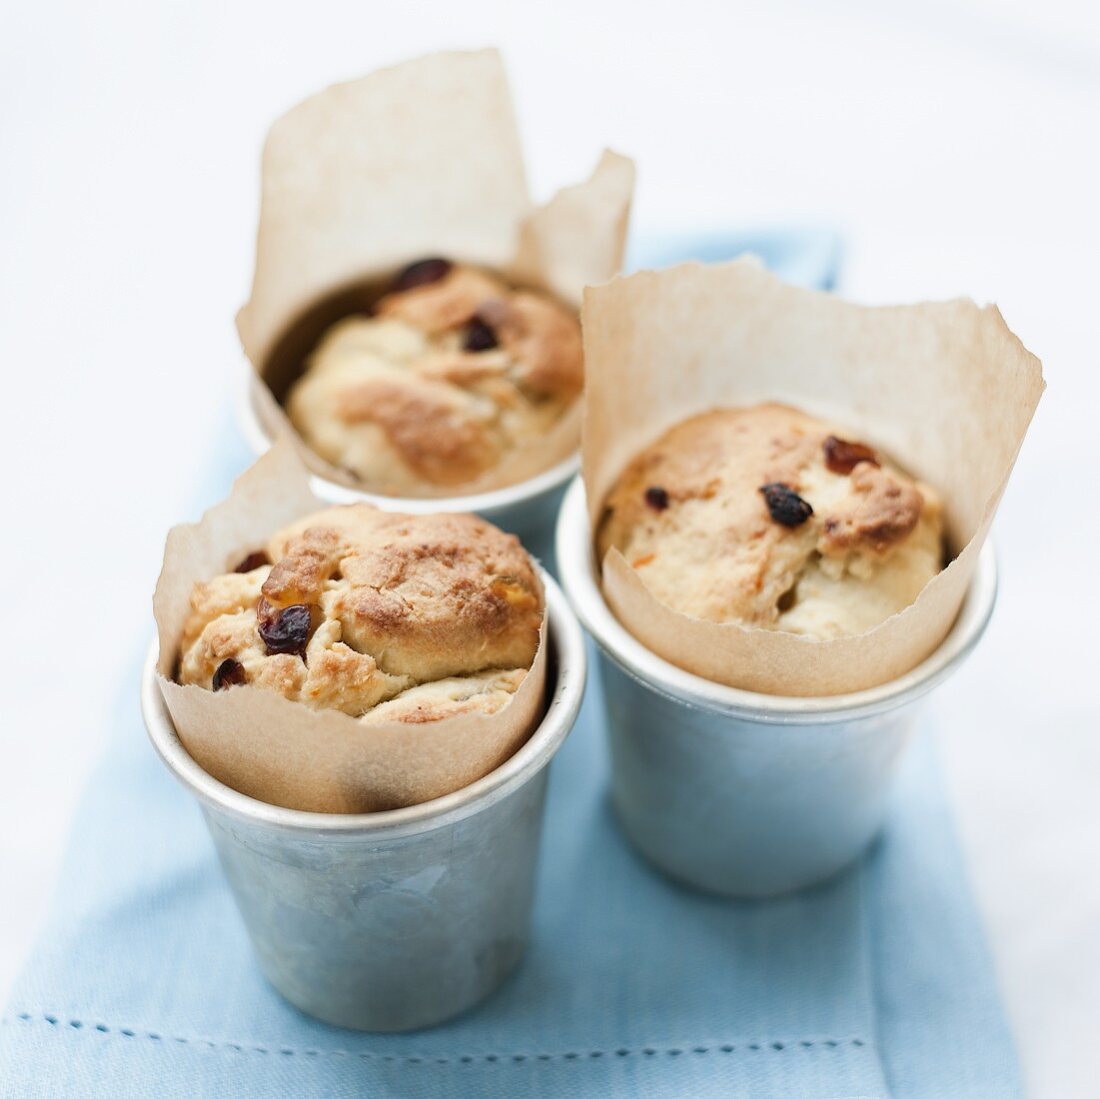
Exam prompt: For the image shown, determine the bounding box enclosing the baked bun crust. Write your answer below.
[286,261,582,494]
[597,403,944,639]
[178,504,542,719]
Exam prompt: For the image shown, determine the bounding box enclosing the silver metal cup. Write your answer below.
[240,370,577,563]
[142,571,586,1031]
[556,477,997,898]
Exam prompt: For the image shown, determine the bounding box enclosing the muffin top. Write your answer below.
[286,259,582,495]
[597,403,944,639]
[178,504,543,720]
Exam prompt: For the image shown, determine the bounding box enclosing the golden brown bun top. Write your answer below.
[178,504,542,717]
[597,403,944,638]
[285,261,583,495]
[374,264,583,401]
[262,505,542,679]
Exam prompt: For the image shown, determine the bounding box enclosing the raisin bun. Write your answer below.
[286,259,582,495]
[177,504,543,720]
[597,403,945,640]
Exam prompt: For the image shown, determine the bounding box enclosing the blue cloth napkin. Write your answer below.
[0,232,1020,1098]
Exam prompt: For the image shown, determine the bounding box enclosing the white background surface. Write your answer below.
[2,1,1098,1094]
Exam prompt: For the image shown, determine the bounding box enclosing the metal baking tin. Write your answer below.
[239,370,577,563]
[555,477,997,898]
[142,570,586,1032]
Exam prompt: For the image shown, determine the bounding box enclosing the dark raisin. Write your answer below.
[391,257,452,293]
[644,486,670,511]
[234,551,270,573]
[212,658,246,691]
[823,435,879,475]
[760,482,814,527]
[257,603,312,657]
[776,585,798,612]
[462,316,499,352]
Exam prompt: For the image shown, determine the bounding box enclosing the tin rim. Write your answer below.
[142,569,586,838]
[555,476,997,724]
[240,369,580,518]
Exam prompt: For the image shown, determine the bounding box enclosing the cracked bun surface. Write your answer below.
[286,259,582,495]
[177,504,543,720]
[597,403,944,639]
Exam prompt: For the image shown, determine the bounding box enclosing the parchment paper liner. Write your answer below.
[583,258,1044,696]
[236,48,634,498]
[153,442,548,813]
